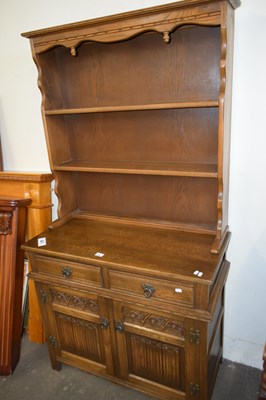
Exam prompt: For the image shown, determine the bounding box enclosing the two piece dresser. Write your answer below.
[22,1,240,398]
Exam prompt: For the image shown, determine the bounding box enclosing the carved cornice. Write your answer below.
[22,1,223,55]
[0,211,13,235]
[36,11,220,54]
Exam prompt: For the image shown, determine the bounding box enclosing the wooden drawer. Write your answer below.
[109,270,194,307]
[34,255,103,286]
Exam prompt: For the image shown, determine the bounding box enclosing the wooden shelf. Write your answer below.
[45,100,219,116]
[74,210,217,235]
[54,160,218,178]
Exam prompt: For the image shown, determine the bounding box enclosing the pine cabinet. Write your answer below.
[22,1,240,398]
[0,171,54,343]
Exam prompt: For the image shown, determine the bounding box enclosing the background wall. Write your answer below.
[0,0,265,369]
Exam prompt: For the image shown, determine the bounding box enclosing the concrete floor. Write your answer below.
[0,335,261,400]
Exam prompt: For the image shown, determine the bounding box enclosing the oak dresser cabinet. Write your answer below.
[22,1,240,399]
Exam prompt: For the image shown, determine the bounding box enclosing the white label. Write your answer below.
[38,237,46,247]
[175,288,183,293]
[95,252,104,257]
[193,270,203,277]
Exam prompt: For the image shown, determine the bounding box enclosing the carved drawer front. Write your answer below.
[35,255,102,286]
[109,270,194,307]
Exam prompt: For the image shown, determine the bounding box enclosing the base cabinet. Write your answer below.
[31,254,227,400]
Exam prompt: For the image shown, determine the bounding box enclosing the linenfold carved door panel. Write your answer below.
[35,282,114,375]
[113,300,191,400]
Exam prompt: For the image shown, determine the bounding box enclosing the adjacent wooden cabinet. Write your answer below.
[0,196,31,375]
[0,172,54,343]
[22,1,240,398]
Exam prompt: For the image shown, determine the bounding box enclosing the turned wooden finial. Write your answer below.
[70,46,77,56]
[163,32,171,44]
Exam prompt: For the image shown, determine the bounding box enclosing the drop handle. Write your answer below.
[61,267,72,278]
[100,317,109,329]
[142,283,155,298]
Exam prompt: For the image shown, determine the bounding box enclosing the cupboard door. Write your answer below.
[35,282,114,376]
[113,300,188,400]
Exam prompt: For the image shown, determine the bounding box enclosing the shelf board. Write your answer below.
[54,160,218,178]
[45,100,219,115]
[74,210,217,236]
[49,210,217,236]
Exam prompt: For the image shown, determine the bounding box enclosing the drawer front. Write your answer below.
[109,270,194,307]
[35,255,102,286]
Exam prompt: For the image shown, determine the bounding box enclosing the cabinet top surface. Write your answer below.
[0,171,53,183]
[23,217,229,285]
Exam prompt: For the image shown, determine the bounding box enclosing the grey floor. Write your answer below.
[0,335,262,400]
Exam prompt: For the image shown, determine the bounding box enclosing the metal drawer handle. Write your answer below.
[100,317,109,330]
[142,283,155,298]
[62,266,72,278]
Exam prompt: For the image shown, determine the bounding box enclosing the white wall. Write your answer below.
[224,0,266,368]
[0,0,265,369]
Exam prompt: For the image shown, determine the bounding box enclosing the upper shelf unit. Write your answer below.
[22,0,239,253]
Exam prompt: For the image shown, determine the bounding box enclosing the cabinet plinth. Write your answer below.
[22,0,239,398]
